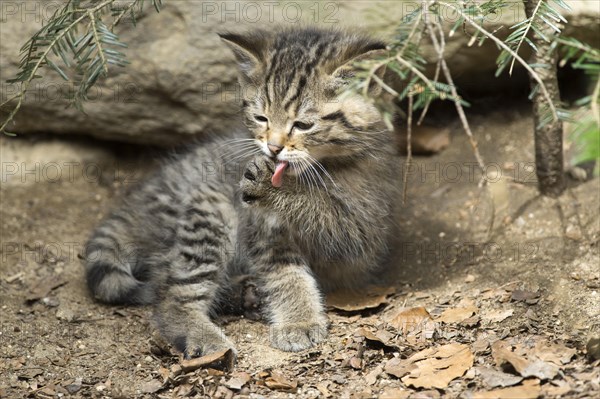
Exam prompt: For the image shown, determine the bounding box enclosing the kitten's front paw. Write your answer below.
[270,321,329,352]
[241,156,274,204]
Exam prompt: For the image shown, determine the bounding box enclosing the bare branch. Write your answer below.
[403,93,414,205]
[424,4,486,176]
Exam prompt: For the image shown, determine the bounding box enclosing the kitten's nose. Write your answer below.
[267,143,283,155]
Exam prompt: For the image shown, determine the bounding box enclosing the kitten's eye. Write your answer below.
[254,115,268,123]
[292,121,314,131]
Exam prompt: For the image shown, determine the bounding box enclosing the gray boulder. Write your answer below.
[0,0,597,144]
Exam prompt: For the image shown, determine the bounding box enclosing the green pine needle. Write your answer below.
[1,0,162,135]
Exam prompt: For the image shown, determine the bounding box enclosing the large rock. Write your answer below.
[0,0,597,145]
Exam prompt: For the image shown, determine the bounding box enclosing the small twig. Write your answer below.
[417,17,443,126]
[0,94,20,110]
[110,0,140,29]
[397,7,424,58]
[88,11,109,75]
[371,74,400,97]
[424,4,486,179]
[361,57,395,98]
[403,92,414,205]
[508,0,544,75]
[394,55,437,94]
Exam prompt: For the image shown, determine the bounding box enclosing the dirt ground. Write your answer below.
[1,103,599,398]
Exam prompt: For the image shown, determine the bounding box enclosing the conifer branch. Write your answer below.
[437,0,559,123]
[1,0,162,135]
[508,0,543,75]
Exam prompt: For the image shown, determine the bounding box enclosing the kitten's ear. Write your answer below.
[219,32,268,80]
[329,47,390,95]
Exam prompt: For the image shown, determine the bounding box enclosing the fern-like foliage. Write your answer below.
[496,0,570,76]
[348,0,598,180]
[343,5,460,130]
[0,0,163,134]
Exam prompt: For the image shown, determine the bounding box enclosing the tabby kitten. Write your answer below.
[83,27,399,362]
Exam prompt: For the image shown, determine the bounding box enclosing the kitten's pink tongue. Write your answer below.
[271,161,289,188]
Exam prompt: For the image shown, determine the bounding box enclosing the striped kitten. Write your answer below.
[83,27,399,362]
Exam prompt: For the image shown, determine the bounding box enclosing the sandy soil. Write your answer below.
[1,105,599,398]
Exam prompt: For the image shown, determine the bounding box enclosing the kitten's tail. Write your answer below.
[83,211,156,305]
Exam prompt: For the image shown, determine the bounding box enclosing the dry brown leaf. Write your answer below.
[265,371,297,391]
[482,309,514,323]
[18,368,44,380]
[140,379,163,394]
[543,381,572,397]
[173,383,194,397]
[389,307,435,336]
[533,340,576,365]
[315,383,332,398]
[511,289,540,304]
[355,327,384,343]
[180,348,234,372]
[460,315,480,327]
[207,367,225,376]
[157,366,169,383]
[365,365,383,385]
[354,328,396,349]
[326,286,395,311]
[472,338,491,354]
[400,343,474,389]
[475,366,523,388]
[491,341,559,380]
[169,364,182,378]
[471,379,541,399]
[224,372,251,390]
[349,357,363,369]
[491,341,529,372]
[384,357,416,378]
[482,288,511,302]
[436,305,478,324]
[380,387,411,399]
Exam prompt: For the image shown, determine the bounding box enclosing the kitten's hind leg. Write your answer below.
[155,293,236,362]
[154,202,237,363]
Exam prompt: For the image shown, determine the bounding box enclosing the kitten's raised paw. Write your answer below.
[270,322,328,352]
[241,156,274,204]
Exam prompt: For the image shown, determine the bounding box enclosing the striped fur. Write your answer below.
[83,27,399,361]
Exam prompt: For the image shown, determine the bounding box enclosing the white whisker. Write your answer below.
[215,138,258,152]
[299,158,325,201]
[305,160,327,191]
[305,153,338,189]
[225,148,262,165]
[222,142,261,158]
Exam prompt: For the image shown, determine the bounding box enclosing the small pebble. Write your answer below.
[42,297,60,307]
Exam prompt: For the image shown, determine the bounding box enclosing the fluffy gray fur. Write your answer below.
[83,26,399,362]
